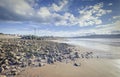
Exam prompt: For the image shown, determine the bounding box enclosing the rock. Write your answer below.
[38,63,41,67]
[11,68,18,75]
[74,63,81,67]
[38,63,45,67]
[47,58,54,64]
[38,63,42,67]
[15,56,21,60]
[4,60,9,65]
[20,62,27,67]
[2,65,9,70]
[0,67,4,73]
[0,39,78,76]
[28,59,32,66]
[74,52,80,58]
[81,54,84,58]
[0,48,4,53]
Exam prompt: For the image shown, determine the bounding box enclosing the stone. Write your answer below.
[15,56,21,60]
[39,63,45,66]
[0,67,4,73]
[38,63,41,67]
[74,52,80,58]
[74,63,81,67]
[11,68,18,75]
[2,65,9,70]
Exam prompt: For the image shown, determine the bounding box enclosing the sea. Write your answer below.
[58,38,120,58]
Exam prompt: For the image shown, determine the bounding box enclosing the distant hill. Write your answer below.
[72,34,120,38]
[21,35,59,40]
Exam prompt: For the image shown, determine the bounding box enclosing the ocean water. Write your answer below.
[66,38,120,53]
[57,38,120,58]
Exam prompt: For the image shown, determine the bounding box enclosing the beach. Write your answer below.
[0,37,120,77]
[0,0,120,77]
[16,38,120,77]
[15,59,120,77]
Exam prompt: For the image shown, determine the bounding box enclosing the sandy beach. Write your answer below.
[14,39,120,77]
[15,59,120,77]
[0,37,120,77]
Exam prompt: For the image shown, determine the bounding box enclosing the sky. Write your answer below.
[0,0,120,37]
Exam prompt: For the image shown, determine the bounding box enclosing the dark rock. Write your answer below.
[0,67,4,73]
[38,63,42,67]
[74,52,80,58]
[10,68,18,75]
[2,65,9,70]
[47,58,54,64]
[74,63,81,67]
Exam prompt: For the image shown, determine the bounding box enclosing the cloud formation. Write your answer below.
[108,3,112,6]
[78,3,112,26]
[0,0,112,27]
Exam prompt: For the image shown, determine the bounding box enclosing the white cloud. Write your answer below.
[108,3,112,6]
[37,20,120,36]
[0,0,34,16]
[53,12,77,26]
[37,7,51,17]
[89,20,120,34]
[77,3,112,26]
[0,1,112,27]
[50,0,68,12]
[93,2,103,10]
[51,2,112,27]
[113,16,120,19]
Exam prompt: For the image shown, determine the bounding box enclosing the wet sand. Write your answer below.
[16,59,120,77]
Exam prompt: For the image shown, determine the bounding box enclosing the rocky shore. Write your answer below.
[0,39,95,77]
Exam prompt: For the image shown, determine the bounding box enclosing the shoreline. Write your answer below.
[0,38,120,77]
[50,39,120,59]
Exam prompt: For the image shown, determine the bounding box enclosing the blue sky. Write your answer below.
[0,0,120,36]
